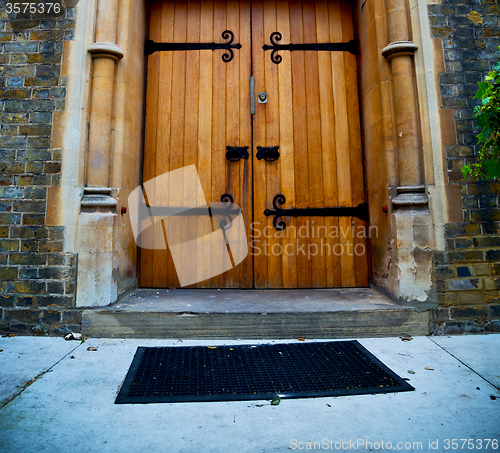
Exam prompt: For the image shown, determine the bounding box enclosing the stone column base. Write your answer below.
[75,212,118,307]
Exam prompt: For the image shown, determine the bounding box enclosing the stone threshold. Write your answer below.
[81,288,430,339]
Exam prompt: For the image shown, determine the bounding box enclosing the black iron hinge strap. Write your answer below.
[264,194,368,230]
[263,32,358,64]
[145,30,242,62]
[141,194,239,230]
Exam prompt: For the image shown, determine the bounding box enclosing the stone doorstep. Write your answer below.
[81,288,430,339]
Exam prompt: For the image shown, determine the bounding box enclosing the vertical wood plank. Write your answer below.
[316,0,340,287]
[289,0,312,288]
[222,0,241,288]
[156,1,177,287]
[196,0,214,287]
[252,0,268,288]
[239,0,253,288]
[164,0,188,287]
[263,0,282,288]
[329,0,355,287]
[177,0,202,287]
[342,0,368,286]
[152,1,177,287]
[277,0,297,288]
[210,0,227,287]
[303,1,326,288]
[139,0,162,288]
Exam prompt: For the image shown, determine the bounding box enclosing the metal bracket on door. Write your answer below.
[263,32,358,64]
[256,146,280,162]
[264,194,369,230]
[226,146,249,162]
[145,30,242,63]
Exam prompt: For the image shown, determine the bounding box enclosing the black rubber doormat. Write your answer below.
[115,341,414,404]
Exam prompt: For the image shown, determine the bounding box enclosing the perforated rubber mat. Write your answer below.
[115,341,414,404]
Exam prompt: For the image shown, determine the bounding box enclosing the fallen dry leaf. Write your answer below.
[87,347,98,351]
[425,366,434,370]
[207,346,217,350]
[468,10,482,24]
[298,338,305,341]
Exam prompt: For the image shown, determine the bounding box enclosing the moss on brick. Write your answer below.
[4,309,42,322]
[0,267,18,279]
[0,213,22,225]
[22,214,45,226]
[11,226,48,239]
[0,240,20,252]
[9,252,47,266]
[20,240,39,252]
[42,309,61,323]
[0,162,26,174]
[62,310,81,324]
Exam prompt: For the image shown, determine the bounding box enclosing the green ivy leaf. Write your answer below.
[482,96,492,106]
[485,158,500,179]
[461,164,471,179]
[474,82,489,99]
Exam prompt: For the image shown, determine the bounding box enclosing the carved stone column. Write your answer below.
[382,0,428,210]
[380,0,435,309]
[76,0,123,307]
[82,0,123,212]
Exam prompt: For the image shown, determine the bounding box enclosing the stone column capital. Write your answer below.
[81,187,117,213]
[382,41,418,60]
[392,186,428,209]
[87,42,124,62]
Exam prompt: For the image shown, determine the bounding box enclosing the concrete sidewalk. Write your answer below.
[0,334,499,453]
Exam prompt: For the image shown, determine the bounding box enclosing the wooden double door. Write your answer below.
[140,0,369,288]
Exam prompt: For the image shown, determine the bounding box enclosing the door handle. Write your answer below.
[256,146,280,162]
[226,146,249,162]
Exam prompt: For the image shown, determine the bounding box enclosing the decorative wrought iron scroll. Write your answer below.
[263,32,358,64]
[264,194,368,230]
[145,30,242,63]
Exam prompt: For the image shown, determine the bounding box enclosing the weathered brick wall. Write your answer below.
[429,0,500,333]
[0,1,80,335]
